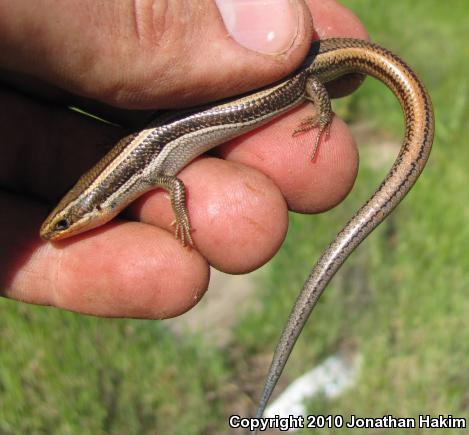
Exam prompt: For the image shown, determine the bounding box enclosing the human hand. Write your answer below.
[0,0,367,317]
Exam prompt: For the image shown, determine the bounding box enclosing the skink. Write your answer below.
[40,38,434,427]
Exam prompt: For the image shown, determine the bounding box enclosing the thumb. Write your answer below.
[0,0,314,109]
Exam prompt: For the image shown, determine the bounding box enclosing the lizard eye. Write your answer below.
[55,219,70,231]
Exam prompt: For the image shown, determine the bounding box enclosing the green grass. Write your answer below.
[0,302,228,434]
[237,0,469,433]
[1,1,468,434]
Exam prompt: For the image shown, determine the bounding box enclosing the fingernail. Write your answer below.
[215,0,300,54]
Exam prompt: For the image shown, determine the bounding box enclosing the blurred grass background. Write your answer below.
[1,1,468,433]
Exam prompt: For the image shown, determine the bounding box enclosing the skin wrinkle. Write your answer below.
[131,0,143,44]
[153,0,170,43]
[116,0,153,104]
[131,0,171,48]
[120,0,195,106]
[158,2,216,103]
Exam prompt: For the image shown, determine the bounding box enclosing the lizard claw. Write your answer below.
[171,218,194,248]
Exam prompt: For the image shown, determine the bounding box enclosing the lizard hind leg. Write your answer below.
[293,76,333,160]
[151,175,194,247]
